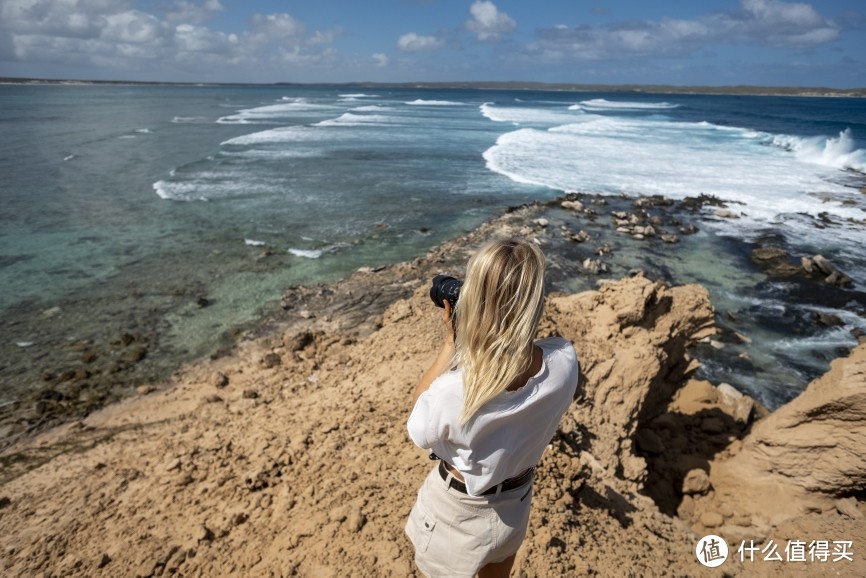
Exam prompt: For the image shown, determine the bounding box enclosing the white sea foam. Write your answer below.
[153,177,278,201]
[351,105,392,112]
[221,126,324,146]
[480,103,588,125]
[135,128,151,134]
[483,115,866,243]
[314,113,400,127]
[288,248,323,259]
[406,99,464,106]
[172,116,210,124]
[766,129,866,173]
[572,99,680,111]
[245,239,266,247]
[221,149,321,160]
[63,154,76,161]
[340,93,378,98]
[218,100,335,124]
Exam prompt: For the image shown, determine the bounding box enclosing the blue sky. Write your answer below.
[0,0,864,86]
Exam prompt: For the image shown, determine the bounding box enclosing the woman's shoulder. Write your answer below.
[536,336,578,367]
[536,335,575,354]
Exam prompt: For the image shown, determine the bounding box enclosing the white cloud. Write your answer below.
[309,26,342,46]
[373,52,389,67]
[397,32,442,52]
[0,1,344,79]
[165,0,224,24]
[247,13,306,46]
[465,0,516,41]
[174,23,232,53]
[526,0,838,63]
[102,11,163,44]
[720,0,839,47]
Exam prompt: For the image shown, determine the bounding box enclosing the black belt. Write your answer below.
[438,460,534,496]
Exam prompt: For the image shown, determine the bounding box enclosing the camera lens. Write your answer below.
[430,275,463,308]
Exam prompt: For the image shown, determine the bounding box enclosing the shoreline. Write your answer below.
[2,77,865,98]
[3,190,864,451]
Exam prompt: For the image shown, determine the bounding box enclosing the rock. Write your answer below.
[825,271,853,288]
[567,230,590,243]
[634,429,665,455]
[811,255,835,275]
[79,351,98,364]
[96,553,111,569]
[717,383,755,424]
[752,247,787,262]
[123,346,148,363]
[814,312,843,327]
[212,372,229,388]
[242,389,259,400]
[232,512,248,526]
[661,235,679,244]
[136,385,156,395]
[682,469,711,495]
[283,330,314,352]
[347,509,367,533]
[582,258,607,275]
[42,306,62,318]
[680,224,698,235]
[561,200,584,212]
[204,394,223,403]
[118,333,136,346]
[194,524,215,543]
[532,218,549,227]
[260,352,282,368]
[701,417,726,434]
[835,498,862,519]
[0,496,10,508]
[196,296,211,308]
[164,458,181,472]
[543,278,715,487]
[722,342,866,495]
[700,511,724,528]
[714,209,738,219]
[802,255,854,287]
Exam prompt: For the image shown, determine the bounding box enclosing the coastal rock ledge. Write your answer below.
[0,269,864,577]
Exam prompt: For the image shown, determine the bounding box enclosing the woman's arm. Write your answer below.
[411,301,455,407]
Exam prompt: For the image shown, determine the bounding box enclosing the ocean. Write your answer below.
[1,83,865,418]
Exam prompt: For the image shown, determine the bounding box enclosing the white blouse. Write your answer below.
[407,336,579,496]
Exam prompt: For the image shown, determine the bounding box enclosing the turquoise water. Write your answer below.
[1,84,865,411]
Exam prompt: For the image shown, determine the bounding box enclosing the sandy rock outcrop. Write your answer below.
[708,342,866,526]
[541,274,716,488]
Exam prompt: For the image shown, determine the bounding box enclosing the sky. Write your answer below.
[0,0,864,87]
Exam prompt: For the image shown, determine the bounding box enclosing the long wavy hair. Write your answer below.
[454,239,545,423]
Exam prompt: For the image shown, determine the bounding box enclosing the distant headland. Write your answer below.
[1,77,864,98]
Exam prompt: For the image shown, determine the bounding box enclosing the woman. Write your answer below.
[405,239,579,577]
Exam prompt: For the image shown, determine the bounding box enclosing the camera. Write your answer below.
[429,275,463,309]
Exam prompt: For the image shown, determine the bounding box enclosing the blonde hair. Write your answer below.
[454,239,545,423]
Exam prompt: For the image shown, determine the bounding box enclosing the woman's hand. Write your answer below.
[442,300,455,344]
